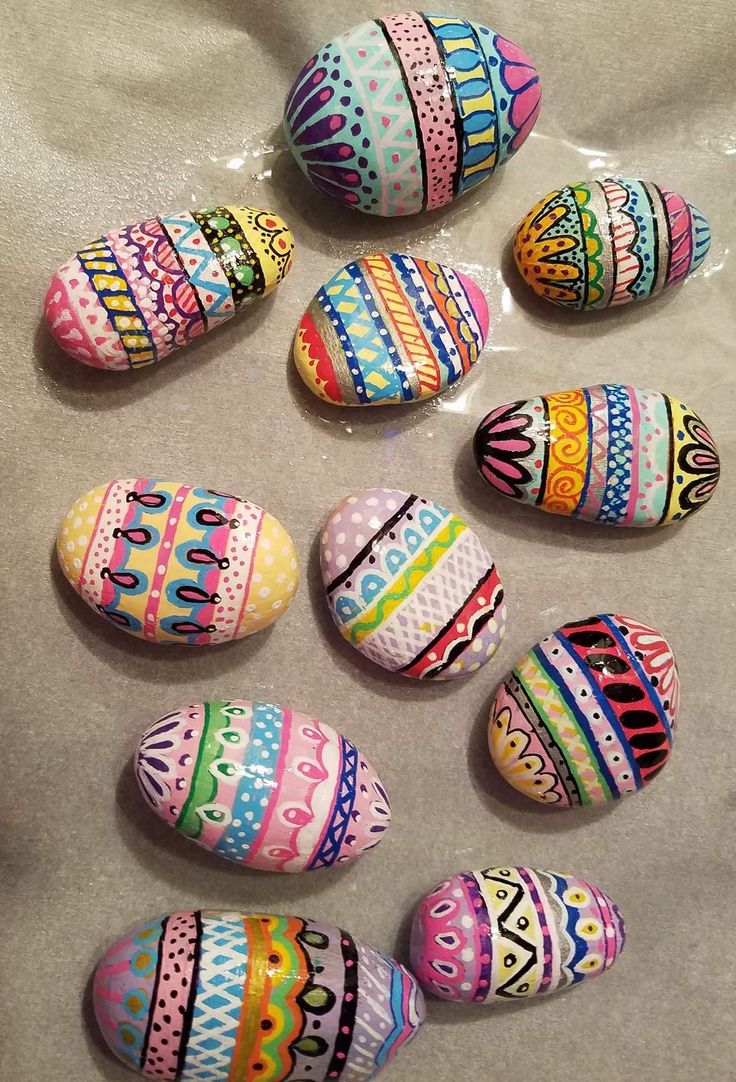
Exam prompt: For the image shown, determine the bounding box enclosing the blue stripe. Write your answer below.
[554,873,589,983]
[534,640,638,795]
[347,261,413,401]
[574,387,594,516]
[212,702,285,861]
[599,616,673,741]
[375,962,408,1067]
[597,384,634,523]
[390,254,461,382]
[316,283,370,404]
[307,737,358,869]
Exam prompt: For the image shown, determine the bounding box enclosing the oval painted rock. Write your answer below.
[294,253,489,405]
[513,178,710,309]
[57,480,298,645]
[474,385,720,526]
[94,910,425,1080]
[45,205,295,369]
[321,488,506,680]
[489,614,678,807]
[135,700,391,871]
[410,866,625,1003]
[284,13,541,217]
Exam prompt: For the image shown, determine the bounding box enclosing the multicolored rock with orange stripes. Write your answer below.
[513,178,710,310]
[93,910,425,1080]
[45,205,294,369]
[294,253,489,405]
[488,614,679,807]
[410,866,625,1003]
[135,700,391,871]
[57,479,299,645]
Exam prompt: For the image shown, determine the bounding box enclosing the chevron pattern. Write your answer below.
[180,914,248,1082]
[77,239,157,367]
[308,738,358,868]
[577,385,609,520]
[160,212,235,326]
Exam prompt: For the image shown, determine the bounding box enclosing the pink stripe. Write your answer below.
[381,12,459,210]
[142,485,189,639]
[245,707,294,865]
[662,188,693,286]
[589,883,618,969]
[235,507,265,630]
[624,387,641,523]
[79,481,116,585]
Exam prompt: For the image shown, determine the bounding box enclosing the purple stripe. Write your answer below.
[461,873,493,1002]
[517,867,554,991]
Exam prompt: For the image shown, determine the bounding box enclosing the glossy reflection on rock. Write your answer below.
[284,12,541,216]
[45,205,294,369]
[294,253,489,406]
[488,614,678,806]
[410,866,625,1003]
[94,910,425,1080]
[514,178,710,310]
[135,700,391,871]
[474,385,720,526]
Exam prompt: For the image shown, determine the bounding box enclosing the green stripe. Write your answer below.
[515,665,598,806]
[176,702,229,838]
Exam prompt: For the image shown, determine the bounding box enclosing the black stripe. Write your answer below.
[398,569,498,673]
[324,929,359,1079]
[642,182,662,293]
[175,910,202,1079]
[378,20,429,211]
[536,396,551,505]
[570,185,590,308]
[157,218,208,329]
[326,496,417,593]
[421,15,466,198]
[660,392,675,523]
[140,915,169,1070]
[652,183,674,281]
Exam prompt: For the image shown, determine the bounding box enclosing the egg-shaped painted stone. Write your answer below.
[45,205,295,369]
[294,253,489,406]
[473,385,720,526]
[410,866,625,1003]
[488,614,678,807]
[57,480,299,645]
[284,13,541,217]
[135,700,391,871]
[321,489,506,680]
[513,178,710,309]
[94,910,425,1080]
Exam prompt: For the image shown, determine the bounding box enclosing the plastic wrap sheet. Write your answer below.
[1,1,734,1079]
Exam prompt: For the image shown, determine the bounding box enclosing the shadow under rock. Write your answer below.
[50,546,269,682]
[453,439,678,555]
[35,291,278,412]
[500,233,681,336]
[81,967,128,1080]
[466,694,614,834]
[306,533,460,703]
[270,148,508,260]
[115,756,354,903]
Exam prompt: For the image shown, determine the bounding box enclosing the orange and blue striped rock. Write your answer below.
[45,206,294,369]
[93,910,425,1080]
[294,254,489,405]
[474,385,720,527]
[135,700,391,871]
[284,13,540,217]
[410,866,625,1002]
[514,178,711,310]
[488,614,679,807]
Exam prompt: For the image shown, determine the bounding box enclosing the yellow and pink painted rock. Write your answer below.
[410,866,625,1003]
[45,205,294,369]
[284,13,541,216]
[135,700,391,871]
[57,479,298,645]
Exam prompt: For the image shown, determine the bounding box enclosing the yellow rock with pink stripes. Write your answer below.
[45,205,294,369]
[56,479,299,645]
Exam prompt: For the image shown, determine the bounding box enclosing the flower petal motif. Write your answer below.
[489,704,561,803]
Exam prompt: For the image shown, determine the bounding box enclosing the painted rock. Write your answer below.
[410,866,625,1003]
[284,13,541,217]
[94,910,425,1080]
[488,614,678,807]
[321,488,506,680]
[474,385,720,526]
[513,178,710,309]
[57,480,298,645]
[45,205,294,369]
[294,253,488,406]
[135,700,391,871]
